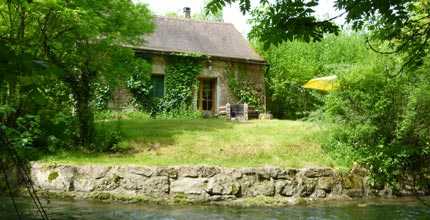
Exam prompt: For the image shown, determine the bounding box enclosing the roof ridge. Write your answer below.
[154,15,234,26]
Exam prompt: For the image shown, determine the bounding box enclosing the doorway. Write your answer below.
[198,78,216,112]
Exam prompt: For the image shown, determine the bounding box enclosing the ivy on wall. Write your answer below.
[94,81,112,110]
[159,54,203,112]
[126,58,152,111]
[226,64,263,110]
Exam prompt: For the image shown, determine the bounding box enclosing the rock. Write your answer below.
[303,168,334,178]
[140,176,169,195]
[240,168,257,175]
[128,167,155,177]
[95,174,122,191]
[175,166,221,178]
[155,167,178,179]
[207,174,240,195]
[238,175,258,196]
[343,174,364,190]
[248,181,275,197]
[313,189,327,198]
[120,173,148,191]
[177,166,199,178]
[346,189,364,198]
[222,168,242,179]
[31,163,426,205]
[276,180,298,197]
[256,167,274,179]
[171,178,208,195]
[277,169,298,180]
[317,177,335,192]
[351,164,368,177]
[73,166,112,192]
[299,178,317,197]
[32,165,75,192]
[198,166,221,178]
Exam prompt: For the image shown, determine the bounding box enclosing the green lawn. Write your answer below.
[41,118,339,168]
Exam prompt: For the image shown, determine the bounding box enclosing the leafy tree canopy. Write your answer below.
[0,0,154,147]
[206,0,430,67]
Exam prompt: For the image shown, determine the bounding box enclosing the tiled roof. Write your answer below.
[134,16,265,62]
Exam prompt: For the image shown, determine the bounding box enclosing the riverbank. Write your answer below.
[30,162,430,207]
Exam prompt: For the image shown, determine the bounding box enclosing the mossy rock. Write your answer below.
[48,172,59,182]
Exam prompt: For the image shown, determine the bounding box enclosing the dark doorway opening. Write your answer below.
[198,78,216,112]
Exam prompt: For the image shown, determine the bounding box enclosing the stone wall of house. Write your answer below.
[30,163,428,205]
[150,55,266,112]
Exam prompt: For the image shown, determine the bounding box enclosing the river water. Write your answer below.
[0,197,429,220]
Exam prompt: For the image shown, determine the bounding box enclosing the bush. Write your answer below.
[323,58,430,187]
[93,124,124,153]
[260,34,375,119]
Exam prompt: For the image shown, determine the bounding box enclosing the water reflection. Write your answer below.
[0,197,429,220]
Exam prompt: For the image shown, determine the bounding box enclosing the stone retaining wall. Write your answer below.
[30,163,428,205]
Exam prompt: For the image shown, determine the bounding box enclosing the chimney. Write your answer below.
[183,7,191,18]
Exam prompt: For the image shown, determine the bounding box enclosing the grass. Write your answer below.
[41,117,340,168]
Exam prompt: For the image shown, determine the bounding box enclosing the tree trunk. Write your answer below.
[68,72,95,148]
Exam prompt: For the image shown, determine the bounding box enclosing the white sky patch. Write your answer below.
[136,0,342,37]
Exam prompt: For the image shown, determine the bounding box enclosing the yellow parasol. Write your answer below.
[303,75,337,91]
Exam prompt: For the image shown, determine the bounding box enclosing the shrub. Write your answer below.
[260,34,375,119]
[323,58,430,187]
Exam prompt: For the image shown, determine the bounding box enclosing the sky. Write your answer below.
[136,0,342,36]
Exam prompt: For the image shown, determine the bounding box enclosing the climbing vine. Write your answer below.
[126,59,152,111]
[226,64,263,110]
[94,81,112,110]
[159,54,203,112]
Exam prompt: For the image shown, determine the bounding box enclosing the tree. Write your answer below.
[0,0,154,148]
[34,0,153,147]
[206,0,430,68]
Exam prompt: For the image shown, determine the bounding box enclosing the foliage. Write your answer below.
[262,34,374,119]
[94,82,112,111]
[248,1,339,49]
[206,0,430,68]
[158,55,203,112]
[0,0,154,164]
[226,65,263,109]
[0,41,76,158]
[94,121,123,153]
[0,107,41,158]
[324,58,430,186]
[0,0,154,148]
[194,0,224,22]
[126,60,152,111]
[336,0,429,68]
[206,0,339,48]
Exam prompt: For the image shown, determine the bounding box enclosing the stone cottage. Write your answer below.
[130,13,266,114]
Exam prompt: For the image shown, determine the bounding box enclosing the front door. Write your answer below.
[198,78,216,112]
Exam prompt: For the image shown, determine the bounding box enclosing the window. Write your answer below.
[151,75,164,97]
